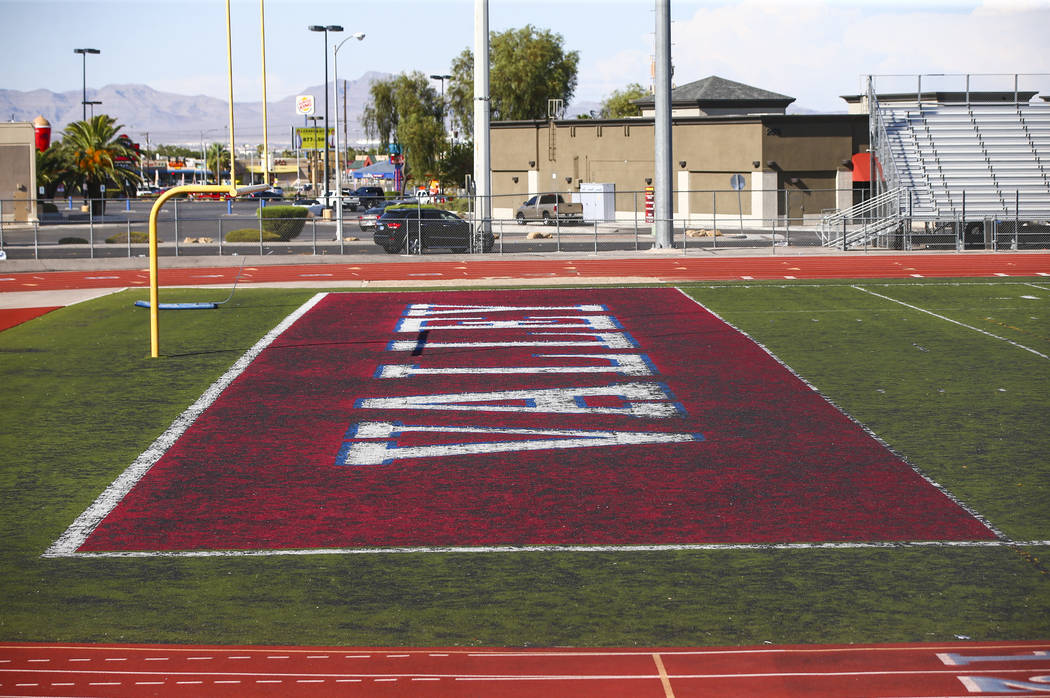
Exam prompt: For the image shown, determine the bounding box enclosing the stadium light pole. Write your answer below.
[333,31,365,250]
[308,24,342,207]
[73,48,101,122]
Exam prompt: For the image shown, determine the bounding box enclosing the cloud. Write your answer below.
[603,0,1050,112]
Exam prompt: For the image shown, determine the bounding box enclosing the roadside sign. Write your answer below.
[295,95,315,116]
[644,186,655,223]
[295,127,332,150]
[730,174,745,233]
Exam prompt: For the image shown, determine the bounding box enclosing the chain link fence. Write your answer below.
[2,189,1047,260]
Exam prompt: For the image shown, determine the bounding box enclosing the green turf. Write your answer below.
[1,281,1048,647]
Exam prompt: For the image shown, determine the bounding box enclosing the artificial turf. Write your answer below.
[1,281,1048,646]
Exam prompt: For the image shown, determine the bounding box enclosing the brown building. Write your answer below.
[0,122,38,224]
[490,76,870,224]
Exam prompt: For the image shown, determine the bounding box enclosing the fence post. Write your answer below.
[88,199,94,259]
[127,216,132,257]
[555,202,561,253]
[174,199,180,257]
[33,219,39,260]
[311,217,317,256]
[1014,190,1020,250]
[258,208,264,256]
[633,192,639,250]
[218,217,223,256]
[712,191,717,251]
[594,220,598,254]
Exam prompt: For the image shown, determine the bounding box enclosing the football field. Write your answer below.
[1,277,1048,648]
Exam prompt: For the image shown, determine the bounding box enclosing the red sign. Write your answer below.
[644,185,655,223]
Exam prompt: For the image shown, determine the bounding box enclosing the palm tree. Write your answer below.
[206,143,229,185]
[63,114,142,214]
[35,139,77,200]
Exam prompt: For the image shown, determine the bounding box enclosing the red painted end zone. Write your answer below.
[0,306,59,332]
[78,288,994,552]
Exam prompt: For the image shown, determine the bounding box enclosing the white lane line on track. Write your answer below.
[853,285,1050,361]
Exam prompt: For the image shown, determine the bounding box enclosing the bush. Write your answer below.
[225,228,284,243]
[58,237,89,245]
[39,201,59,214]
[106,231,149,244]
[258,205,306,241]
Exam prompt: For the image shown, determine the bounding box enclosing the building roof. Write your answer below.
[635,75,795,108]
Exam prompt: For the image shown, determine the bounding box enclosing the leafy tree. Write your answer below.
[437,141,473,190]
[361,72,444,187]
[601,82,649,118]
[155,144,197,159]
[448,25,579,140]
[63,115,142,213]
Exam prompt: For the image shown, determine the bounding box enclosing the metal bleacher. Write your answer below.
[822,74,1050,249]
[881,101,1050,218]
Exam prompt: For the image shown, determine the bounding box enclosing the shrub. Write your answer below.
[225,228,284,242]
[258,205,306,241]
[106,231,149,244]
[39,202,59,214]
[58,237,89,245]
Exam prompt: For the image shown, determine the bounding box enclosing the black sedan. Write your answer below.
[373,207,494,254]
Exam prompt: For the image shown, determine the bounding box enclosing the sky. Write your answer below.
[1,0,1049,114]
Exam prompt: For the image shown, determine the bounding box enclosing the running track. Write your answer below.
[4,253,1049,696]
[1,252,1049,293]
[2,641,1049,697]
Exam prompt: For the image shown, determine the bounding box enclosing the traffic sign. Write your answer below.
[730,173,746,191]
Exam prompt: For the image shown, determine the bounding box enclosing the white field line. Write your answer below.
[852,285,1050,361]
[43,292,330,558]
[42,539,1050,559]
[675,287,1008,542]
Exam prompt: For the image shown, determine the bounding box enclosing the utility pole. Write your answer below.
[473,0,491,250]
[653,0,673,248]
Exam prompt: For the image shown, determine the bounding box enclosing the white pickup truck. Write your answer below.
[515,193,583,225]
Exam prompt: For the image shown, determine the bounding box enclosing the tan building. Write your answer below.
[490,76,869,224]
[0,122,38,224]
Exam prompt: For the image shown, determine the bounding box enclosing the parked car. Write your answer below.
[515,193,583,224]
[373,207,493,254]
[346,186,386,211]
[290,198,325,216]
[190,191,231,201]
[356,200,405,232]
[246,189,283,200]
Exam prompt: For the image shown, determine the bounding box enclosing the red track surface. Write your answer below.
[1,252,1049,292]
[3,641,1049,696]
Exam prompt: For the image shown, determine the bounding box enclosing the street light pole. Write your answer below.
[308,24,342,208]
[430,73,452,134]
[73,48,100,122]
[333,32,366,249]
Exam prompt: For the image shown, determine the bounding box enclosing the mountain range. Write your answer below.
[1,75,601,151]
[0,72,392,149]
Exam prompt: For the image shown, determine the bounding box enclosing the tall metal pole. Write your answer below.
[73,48,100,123]
[225,0,236,184]
[260,0,270,188]
[473,0,491,249]
[653,0,673,248]
[333,33,366,247]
